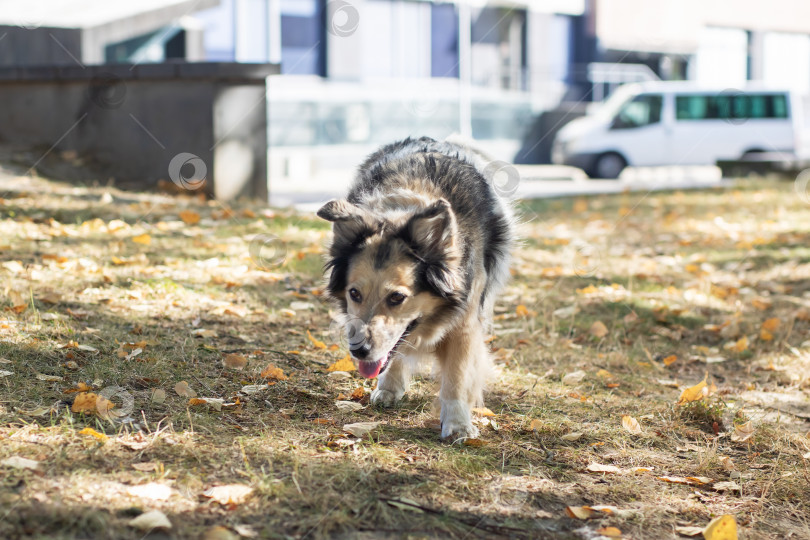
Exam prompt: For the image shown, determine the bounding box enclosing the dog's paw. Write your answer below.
[370,388,402,407]
[439,399,478,442]
[440,420,479,442]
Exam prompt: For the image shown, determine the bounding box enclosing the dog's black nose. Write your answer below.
[351,341,372,359]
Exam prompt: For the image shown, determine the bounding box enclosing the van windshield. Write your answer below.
[593,85,639,122]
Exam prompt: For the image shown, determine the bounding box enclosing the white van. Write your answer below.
[552,82,801,178]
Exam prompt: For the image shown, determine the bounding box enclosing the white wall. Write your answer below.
[762,32,810,93]
[691,26,748,87]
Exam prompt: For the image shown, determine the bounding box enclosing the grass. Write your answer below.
[1,164,810,539]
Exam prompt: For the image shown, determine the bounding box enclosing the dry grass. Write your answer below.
[1,160,809,539]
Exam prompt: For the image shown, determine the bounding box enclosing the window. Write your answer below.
[675,93,789,121]
[611,94,663,129]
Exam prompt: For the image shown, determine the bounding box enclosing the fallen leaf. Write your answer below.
[335,400,363,412]
[463,438,486,447]
[596,527,622,538]
[64,382,91,394]
[751,298,772,311]
[78,427,108,442]
[675,526,704,537]
[663,355,678,366]
[151,389,166,404]
[563,370,586,385]
[189,397,224,411]
[713,481,741,492]
[0,370,13,377]
[203,484,254,506]
[36,373,63,382]
[561,432,584,441]
[472,407,496,417]
[529,419,544,431]
[179,210,201,225]
[731,421,755,442]
[516,304,530,317]
[307,330,327,350]
[132,462,160,472]
[1,456,40,470]
[589,320,608,338]
[586,462,621,474]
[343,421,381,438]
[127,483,174,501]
[621,415,643,435]
[223,353,248,370]
[761,318,780,332]
[128,509,171,531]
[327,354,356,372]
[678,375,708,405]
[202,526,239,540]
[260,364,288,381]
[703,514,737,540]
[131,233,152,245]
[174,381,197,398]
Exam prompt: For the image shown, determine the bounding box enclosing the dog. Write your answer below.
[317,137,514,440]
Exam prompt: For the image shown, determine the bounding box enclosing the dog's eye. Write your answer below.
[387,292,406,306]
[349,288,362,303]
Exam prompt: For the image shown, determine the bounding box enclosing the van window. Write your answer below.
[611,94,663,129]
[675,93,789,121]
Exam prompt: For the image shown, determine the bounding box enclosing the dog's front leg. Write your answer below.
[436,319,488,441]
[370,356,410,407]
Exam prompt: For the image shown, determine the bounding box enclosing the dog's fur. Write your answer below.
[317,137,514,440]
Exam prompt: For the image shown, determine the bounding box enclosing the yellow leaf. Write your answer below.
[589,320,608,338]
[678,375,708,405]
[72,392,100,413]
[307,330,327,350]
[529,419,544,431]
[260,364,288,381]
[596,369,613,379]
[78,427,108,442]
[761,318,780,332]
[188,398,208,406]
[573,198,588,213]
[327,354,356,372]
[472,407,495,417]
[663,355,678,366]
[732,336,748,353]
[565,506,595,519]
[621,415,643,435]
[131,233,151,245]
[179,210,201,225]
[576,285,598,295]
[515,304,529,317]
[759,329,773,341]
[703,514,738,540]
[596,527,622,538]
[462,438,486,447]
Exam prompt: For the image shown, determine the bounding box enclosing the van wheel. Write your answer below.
[592,152,627,179]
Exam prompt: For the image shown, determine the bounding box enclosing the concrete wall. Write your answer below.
[0,62,278,200]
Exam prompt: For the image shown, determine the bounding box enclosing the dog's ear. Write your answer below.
[318,200,379,298]
[317,200,379,246]
[403,199,461,296]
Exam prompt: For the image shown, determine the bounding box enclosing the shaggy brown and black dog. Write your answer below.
[318,137,514,440]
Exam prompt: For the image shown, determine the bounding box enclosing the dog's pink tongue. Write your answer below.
[358,359,383,378]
